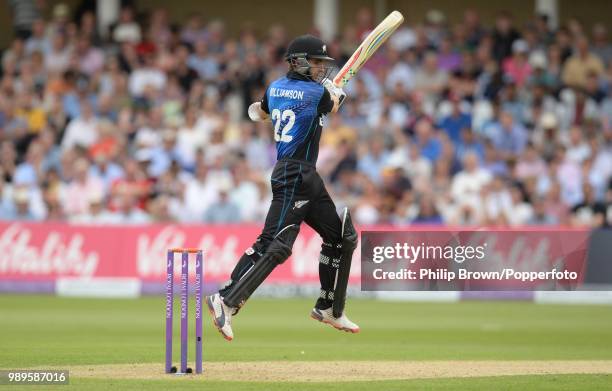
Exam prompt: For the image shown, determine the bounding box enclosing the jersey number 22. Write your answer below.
[271,109,295,143]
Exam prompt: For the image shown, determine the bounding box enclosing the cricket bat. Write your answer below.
[333,10,404,88]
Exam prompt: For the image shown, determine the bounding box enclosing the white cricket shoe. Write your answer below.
[310,307,360,333]
[206,293,235,341]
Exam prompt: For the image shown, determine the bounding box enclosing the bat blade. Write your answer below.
[333,10,404,87]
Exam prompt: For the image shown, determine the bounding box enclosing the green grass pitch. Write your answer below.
[0,295,611,389]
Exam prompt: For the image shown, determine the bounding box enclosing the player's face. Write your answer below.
[309,58,332,82]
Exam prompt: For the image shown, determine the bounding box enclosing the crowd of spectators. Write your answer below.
[1,3,611,227]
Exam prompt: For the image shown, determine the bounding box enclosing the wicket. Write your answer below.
[165,248,203,374]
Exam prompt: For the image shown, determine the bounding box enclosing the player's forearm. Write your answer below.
[331,94,340,113]
[323,78,346,113]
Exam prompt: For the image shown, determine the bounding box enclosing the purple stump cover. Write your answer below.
[195,251,203,373]
[165,250,174,373]
[180,251,189,373]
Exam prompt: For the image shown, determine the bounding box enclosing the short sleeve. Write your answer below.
[260,90,270,114]
[317,88,334,115]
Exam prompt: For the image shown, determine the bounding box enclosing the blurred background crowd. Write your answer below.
[1,2,611,227]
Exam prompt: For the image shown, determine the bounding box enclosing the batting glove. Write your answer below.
[322,78,347,107]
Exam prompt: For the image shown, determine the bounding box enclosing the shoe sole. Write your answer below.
[206,296,233,341]
[310,310,360,334]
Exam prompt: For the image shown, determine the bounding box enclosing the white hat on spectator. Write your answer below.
[385,155,406,171]
[390,27,417,51]
[529,52,547,69]
[53,3,69,19]
[88,190,105,205]
[162,129,176,141]
[512,39,529,54]
[426,9,446,25]
[13,169,36,186]
[135,130,161,149]
[135,148,153,162]
[218,181,232,194]
[13,187,30,204]
[540,112,558,129]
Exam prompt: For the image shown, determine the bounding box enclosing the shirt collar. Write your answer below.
[286,70,312,82]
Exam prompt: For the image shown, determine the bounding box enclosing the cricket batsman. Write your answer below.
[206,35,360,341]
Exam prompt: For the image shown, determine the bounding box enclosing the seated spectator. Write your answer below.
[387,139,432,189]
[25,19,49,55]
[498,82,527,124]
[528,196,559,225]
[128,54,167,98]
[354,179,381,224]
[75,36,104,75]
[491,11,521,62]
[71,191,118,224]
[558,88,601,129]
[109,159,152,211]
[89,151,125,192]
[183,162,220,223]
[188,39,219,81]
[591,23,612,65]
[357,136,389,184]
[228,160,260,222]
[437,37,461,72]
[44,33,71,73]
[14,141,45,187]
[451,152,492,210]
[562,36,604,89]
[15,91,46,133]
[203,186,241,223]
[515,142,547,180]
[438,94,472,144]
[584,71,607,104]
[147,130,182,177]
[112,190,151,224]
[412,195,443,224]
[483,175,513,224]
[503,39,532,87]
[456,128,485,164]
[413,52,448,104]
[571,184,607,227]
[385,48,414,93]
[60,158,104,216]
[553,147,583,206]
[180,14,208,45]
[485,111,527,158]
[506,185,534,225]
[112,7,141,44]
[565,128,591,163]
[61,100,99,151]
[3,186,38,221]
[414,119,442,162]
